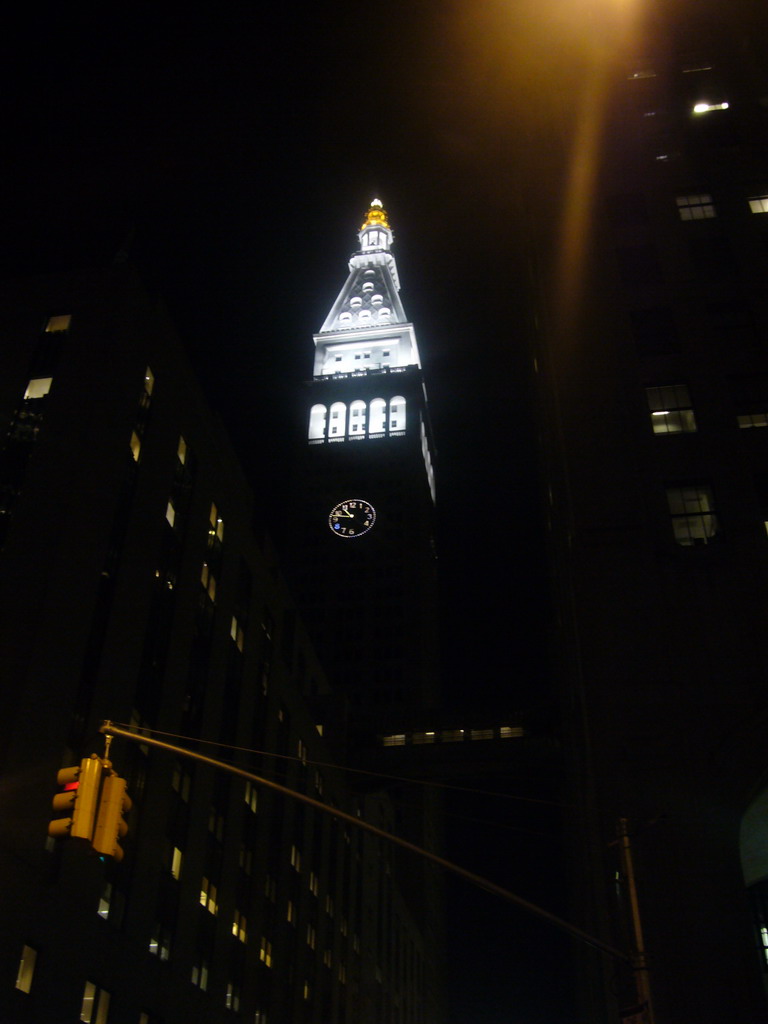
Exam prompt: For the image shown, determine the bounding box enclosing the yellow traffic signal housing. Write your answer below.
[92,772,131,861]
[48,755,103,840]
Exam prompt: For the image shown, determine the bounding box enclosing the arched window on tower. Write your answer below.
[329,402,347,440]
[369,398,386,436]
[349,400,367,438]
[308,404,327,442]
[389,396,406,434]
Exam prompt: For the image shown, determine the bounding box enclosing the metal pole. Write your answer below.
[101,720,630,964]
[617,818,656,1023]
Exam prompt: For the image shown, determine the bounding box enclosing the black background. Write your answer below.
[2,5,574,1020]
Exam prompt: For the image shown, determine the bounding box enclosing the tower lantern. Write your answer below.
[359,197,393,252]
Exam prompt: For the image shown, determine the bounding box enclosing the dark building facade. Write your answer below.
[0,265,433,1024]
[526,3,768,1020]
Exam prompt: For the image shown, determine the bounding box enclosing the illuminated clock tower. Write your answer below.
[288,199,439,737]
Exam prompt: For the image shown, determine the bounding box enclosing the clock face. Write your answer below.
[328,499,376,539]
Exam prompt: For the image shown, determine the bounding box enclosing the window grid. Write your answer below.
[646,385,697,434]
[738,413,768,429]
[677,194,716,220]
[666,485,720,546]
[15,944,36,993]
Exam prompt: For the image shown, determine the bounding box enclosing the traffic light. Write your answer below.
[92,770,131,861]
[48,755,103,840]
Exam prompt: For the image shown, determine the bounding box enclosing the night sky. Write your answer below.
[4,5,574,1020]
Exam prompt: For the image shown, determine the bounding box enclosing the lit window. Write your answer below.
[666,485,720,546]
[225,983,241,1011]
[749,197,768,214]
[209,503,224,542]
[307,925,316,949]
[500,726,524,739]
[382,734,406,747]
[692,101,729,114]
[191,961,209,990]
[149,926,171,960]
[389,395,406,433]
[738,413,768,428]
[291,845,301,872]
[677,194,716,220]
[201,563,216,601]
[177,435,187,464]
[171,846,183,880]
[45,314,71,332]
[260,937,273,968]
[80,981,110,1023]
[24,377,53,400]
[308,404,327,441]
[309,871,319,896]
[165,500,175,527]
[232,909,248,943]
[369,397,387,434]
[244,780,257,813]
[199,876,218,915]
[287,900,295,923]
[230,616,244,652]
[97,882,112,920]
[646,385,697,434]
[143,367,155,397]
[470,729,494,741]
[329,402,347,439]
[130,430,141,461]
[412,732,435,744]
[441,729,464,742]
[15,944,36,993]
[349,399,366,434]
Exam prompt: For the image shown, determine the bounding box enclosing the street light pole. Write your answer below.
[617,817,656,1024]
[101,720,631,964]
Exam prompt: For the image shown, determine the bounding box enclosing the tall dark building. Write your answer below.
[525,3,768,1020]
[286,199,439,739]
[282,200,445,1020]
[0,264,435,1024]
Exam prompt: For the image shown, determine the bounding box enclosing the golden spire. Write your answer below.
[361,197,390,230]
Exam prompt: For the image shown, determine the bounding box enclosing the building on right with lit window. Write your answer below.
[525,2,768,1020]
